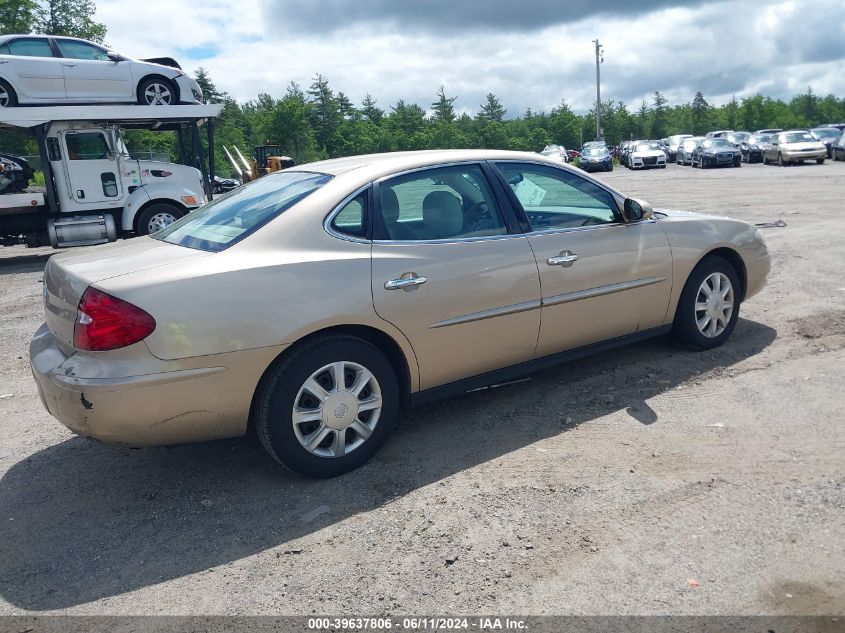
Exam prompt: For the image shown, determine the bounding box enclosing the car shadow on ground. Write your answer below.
[0,318,776,610]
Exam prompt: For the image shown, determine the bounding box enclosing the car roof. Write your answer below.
[290,149,564,177]
[0,34,96,44]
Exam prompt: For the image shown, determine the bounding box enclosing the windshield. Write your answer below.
[703,139,732,148]
[782,132,815,143]
[749,134,771,144]
[636,143,661,152]
[812,128,840,139]
[585,148,607,156]
[728,133,749,143]
[155,171,332,252]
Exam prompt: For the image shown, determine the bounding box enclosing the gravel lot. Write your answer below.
[0,161,843,616]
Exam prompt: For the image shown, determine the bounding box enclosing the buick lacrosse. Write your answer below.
[31,150,770,477]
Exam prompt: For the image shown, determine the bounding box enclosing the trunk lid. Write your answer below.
[43,237,209,353]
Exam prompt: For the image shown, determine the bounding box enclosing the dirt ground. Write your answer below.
[0,161,843,616]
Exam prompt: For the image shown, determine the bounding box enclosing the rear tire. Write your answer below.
[0,79,17,107]
[254,335,399,478]
[136,202,184,235]
[672,256,741,351]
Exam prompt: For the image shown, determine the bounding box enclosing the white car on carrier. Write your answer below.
[0,35,203,107]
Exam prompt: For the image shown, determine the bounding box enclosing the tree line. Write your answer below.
[179,72,845,177]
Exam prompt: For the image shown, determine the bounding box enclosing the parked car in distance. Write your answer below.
[677,136,704,166]
[820,123,845,132]
[762,130,827,166]
[567,149,581,161]
[831,130,845,161]
[29,149,771,477]
[580,146,613,172]
[811,127,842,158]
[0,34,202,107]
[705,130,733,139]
[739,133,772,163]
[726,131,751,147]
[755,128,783,135]
[692,138,742,168]
[540,144,568,163]
[628,141,667,169]
[667,134,694,162]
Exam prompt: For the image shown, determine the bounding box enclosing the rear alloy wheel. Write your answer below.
[672,256,740,351]
[255,335,399,478]
[138,77,176,105]
[136,202,184,235]
[0,80,17,107]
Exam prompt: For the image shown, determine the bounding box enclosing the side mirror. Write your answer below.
[624,198,653,222]
[106,52,122,62]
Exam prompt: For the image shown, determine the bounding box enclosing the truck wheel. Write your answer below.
[137,76,177,105]
[254,335,399,478]
[136,203,184,235]
[0,80,17,107]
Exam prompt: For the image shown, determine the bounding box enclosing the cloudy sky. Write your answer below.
[96,0,845,116]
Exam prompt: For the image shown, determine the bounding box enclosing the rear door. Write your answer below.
[369,162,541,390]
[55,39,133,101]
[492,161,672,358]
[60,130,123,204]
[0,37,66,100]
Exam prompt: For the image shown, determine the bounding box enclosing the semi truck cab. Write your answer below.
[0,104,222,248]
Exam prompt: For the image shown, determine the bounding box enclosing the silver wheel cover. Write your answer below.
[695,272,734,338]
[292,361,382,458]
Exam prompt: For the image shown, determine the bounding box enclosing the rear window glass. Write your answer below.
[154,171,332,252]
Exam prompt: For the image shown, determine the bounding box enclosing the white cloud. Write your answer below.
[95,0,845,114]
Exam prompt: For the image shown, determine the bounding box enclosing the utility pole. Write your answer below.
[592,39,604,141]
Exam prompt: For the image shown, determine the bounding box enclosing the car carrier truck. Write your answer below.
[0,104,221,248]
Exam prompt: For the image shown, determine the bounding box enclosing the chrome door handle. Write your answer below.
[62,62,77,67]
[384,273,427,291]
[547,252,579,267]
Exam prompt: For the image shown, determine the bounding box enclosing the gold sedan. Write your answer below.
[31,150,770,477]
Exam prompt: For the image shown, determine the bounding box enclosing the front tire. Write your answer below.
[137,76,178,105]
[254,335,399,478]
[136,202,184,235]
[816,157,825,165]
[672,256,741,351]
[778,152,785,167]
[0,79,17,107]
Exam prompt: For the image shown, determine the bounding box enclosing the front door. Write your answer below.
[60,130,123,204]
[493,161,673,358]
[370,163,541,390]
[55,39,132,101]
[0,37,66,100]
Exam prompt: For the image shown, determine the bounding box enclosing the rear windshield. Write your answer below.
[154,171,332,252]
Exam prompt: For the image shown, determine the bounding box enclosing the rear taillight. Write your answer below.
[74,287,156,351]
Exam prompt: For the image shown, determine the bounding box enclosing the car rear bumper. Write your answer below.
[29,323,284,446]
